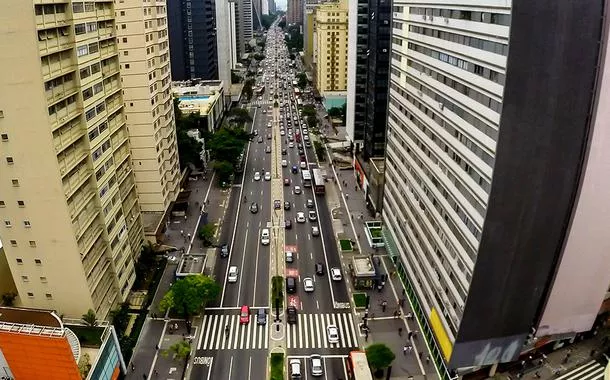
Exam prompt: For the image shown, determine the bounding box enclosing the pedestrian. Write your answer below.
[398,327,403,336]
[364,331,369,342]
[403,345,408,355]
[187,233,191,240]
[408,331,413,339]
[534,371,541,378]
[345,193,349,200]
[154,369,159,377]
[399,298,405,307]
[155,344,159,350]
[131,363,135,371]
[174,323,178,331]
[381,300,387,312]
[184,214,187,221]
[142,374,147,379]
[393,310,399,318]
[419,351,423,359]
[180,230,184,236]
[426,356,430,365]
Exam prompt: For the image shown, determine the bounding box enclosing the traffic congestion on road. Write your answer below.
[190,19,358,380]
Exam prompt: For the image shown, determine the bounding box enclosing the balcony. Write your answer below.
[36,11,69,30]
[97,27,115,40]
[63,163,92,199]
[87,257,111,295]
[113,145,130,166]
[107,113,125,133]
[42,55,77,82]
[68,185,96,219]
[110,129,128,149]
[91,269,115,303]
[103,77,121,96]
[99,44,118,60]
[39,34,73,57]
[106,97,123,115]
[73,203,100,240]
[119,177,136,200]
[116,163,132,185]
[78,222,104,256]
[53,123,85,154]
[46,81,78,105]
[101,61,119,77]
[82,237,107,279]
[57,148,89,179]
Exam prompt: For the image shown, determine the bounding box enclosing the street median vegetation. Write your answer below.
[271,276,284,309]
[270,352,284,380]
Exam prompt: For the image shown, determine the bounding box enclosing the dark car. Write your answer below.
[315,263,324,276]
[249,202,258,213]
[256,308,267,325]
[257,136,263,143]
[282,148,287,155]
[284,178,290,186]
[286,276,297,293]
[287,306,298,324]
[284,201,291,210]
[220,244,229,258]
[285,219,292,229]
[274,200,281,209]
[291,165,298,174]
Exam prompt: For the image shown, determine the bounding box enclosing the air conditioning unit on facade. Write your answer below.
[439,103,444,110]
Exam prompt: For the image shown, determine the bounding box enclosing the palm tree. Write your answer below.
[81,309,98,327]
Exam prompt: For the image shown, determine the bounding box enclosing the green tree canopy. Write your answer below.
[163,341,191,360]
[198,223,217,246]
[214,160,234,186]
[159,274,221,317]
[207,126,251,165]
[306,115,317,129]
[242,78,255,100]
[365,343,396,371]
[81,309,98,327]
[297,73,308,90]
[301,104,316,118]
[227,107,253,127]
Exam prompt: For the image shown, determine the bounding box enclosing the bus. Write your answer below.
[312,168,325,195]
[301,169,312,187]
[347,351,373,380]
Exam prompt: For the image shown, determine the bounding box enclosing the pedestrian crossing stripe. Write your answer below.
[198,313,358,350]
[555,360,604,380]
[199,314,269,350]
[286,313,359,349]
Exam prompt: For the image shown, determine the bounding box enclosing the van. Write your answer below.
[286,276,297,293]
[261,228,270,245]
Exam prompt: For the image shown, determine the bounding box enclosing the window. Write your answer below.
[1,134,7,141]
[29,241,36,247]
[16,259,23,264]
[6,157,14,164]
[122,37,127,43]
[0,201,4,207]
[17,200,25,207]
[24,220,31,228]
[10,240,17,246]
[120,11,125,16]
[4,220,11,228]
[12,179,19,186]
[124,51,129,56]
[35,259,42,265]
[27,292,34,298]
[22,276,29,282]
[75,23,86,35]
[46,293,53,300]
[121,24,127,29]
[77,45,88,57]
[40,277,48,283]
[125,64,130,69]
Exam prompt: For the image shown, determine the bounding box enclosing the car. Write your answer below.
[294,186,301,194]
[285,219,292,229]
[310,354,323,376]
[287,306,298,324]
[249,202,258,213]
[254,171,261,181]
[289,135,294,142]
[286,276,297,293]
[228,266,239,283]
[312,226,319,236]
[304,135,310,141]
[274,200,281,209]
[303,277,314,292]
[261,228,270,245]
[331,267,342,281]
[281,159,288,167]
[282,148,287,155]
[256,308,267,325]
[267,133,272,140]
[289,358,301,379]
[296,212,306,223]
[284,178,291,186]
[308,211,317,221]
[300,161,307,169]
[265,146,271,153]
[284,201,291,210]
[262,109,266,114]
[315,263,324,276]
[257,136,263,143]
[326,324,339,344]
[240,305,250,324]
[291,165,299,174]
[285,251,294,263]
[254,129,259,135]
[220,244,229,258]
[264,172,272,181]
[306,199,314,208]
[280,130,285,136]
[305,141,312,147]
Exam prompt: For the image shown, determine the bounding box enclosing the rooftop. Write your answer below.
[352,256,377,277]
[176,253,206,277]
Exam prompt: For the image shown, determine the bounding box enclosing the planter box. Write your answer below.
[364,221,385,248]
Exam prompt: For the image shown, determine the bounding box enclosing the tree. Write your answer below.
[198,223,217,246]
[109,303,130,335]
[242,78,255,100]
[365,343,396,376]
[82,309,98,327]
[227,108,253,127]
[1,292,17,306]
[159,275,221,318]
[306,115,317,129]
[231,71,243,84]
[328,107,342,118]
[278,19,286,29]
[177,129,203,168]
[261,14,277,29]
[207,127,251,165]
[301,104,316,118]
[214,160,234,186]
[163,340,191,360]
[297,73,308,90]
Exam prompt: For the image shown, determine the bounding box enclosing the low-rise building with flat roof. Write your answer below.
[173,80,226,132]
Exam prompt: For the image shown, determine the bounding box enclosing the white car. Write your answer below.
[300,161,307,169]
[261,228,270,245]
[296,212,306,223]
[254,171,261,181]
[280,130,285,136]
[310,354,323,376]
[264,172,271,181]
[312,226,320,236]
[228,266,239,283]
[331,267,342,281]
[303,277,314,292]
[294,186,301,195]
[327,325,339,344]
[289,142,294,148]
[281,159,288,167]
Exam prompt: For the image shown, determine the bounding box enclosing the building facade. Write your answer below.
[345,0,368,145]
[235,0,254,59]
[116,0,181,215]
[216,0,238,95]
[287,0,303,25]
[167,0,219,81]
[0,0,144,319]
[313,0,348,96]
[384,0,610,374]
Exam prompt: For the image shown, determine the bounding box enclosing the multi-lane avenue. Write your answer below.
[189,21,358,380]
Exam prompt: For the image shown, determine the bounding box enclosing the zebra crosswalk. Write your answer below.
[286,313,359,349]
[555,360,604,380]
[197,312,359,351]
[198,314,269,351]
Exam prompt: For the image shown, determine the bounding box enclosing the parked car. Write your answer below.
[310,354,323,376]
[220,244,229,258]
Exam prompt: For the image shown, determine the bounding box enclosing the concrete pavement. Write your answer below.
[126,170,231,380]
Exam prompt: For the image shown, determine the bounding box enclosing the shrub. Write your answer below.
[270,353,284,380]
[353,293,367,308]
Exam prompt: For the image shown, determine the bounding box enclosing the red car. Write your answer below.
[240,305,250,324]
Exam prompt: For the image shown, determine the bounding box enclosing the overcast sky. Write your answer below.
[276,0,286,11]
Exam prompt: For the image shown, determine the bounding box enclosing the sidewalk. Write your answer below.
[126,170,231,380]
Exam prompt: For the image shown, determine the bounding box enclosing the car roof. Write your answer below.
[241,305,249,311]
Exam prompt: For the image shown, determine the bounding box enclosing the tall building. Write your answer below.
[0,306,125,379]
[235,0,254,58]
[313,0,348,96]
[384,0,610,374]
[303,1,317,68]
[167,0,219,80]
[268,0,276,14]
[287,0,303,25]
[116,1,181,216]
[0,0,144,319]
[216,0,239,94]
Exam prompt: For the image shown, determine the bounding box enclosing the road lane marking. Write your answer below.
[227,356,234,380]
[252,228,261,306]
[236,229,249,307]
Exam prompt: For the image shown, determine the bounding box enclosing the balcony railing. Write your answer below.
[36,12,69,30]
[54,124,85,154]
[77,222,104,256]
[63,165,92,199]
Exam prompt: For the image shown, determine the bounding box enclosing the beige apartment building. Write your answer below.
[0,0,144,319]
[314,0,348,95]
[115,0,180,216]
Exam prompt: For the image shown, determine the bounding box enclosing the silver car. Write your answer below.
[310,354,323,376]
